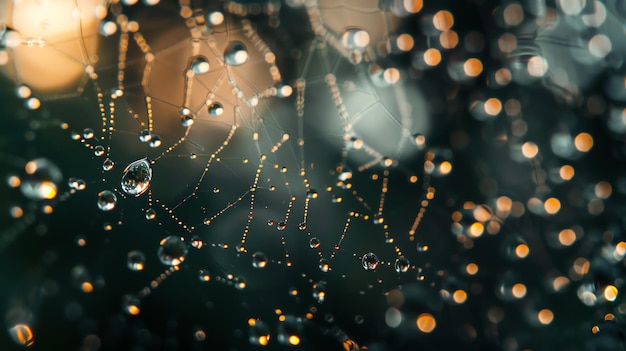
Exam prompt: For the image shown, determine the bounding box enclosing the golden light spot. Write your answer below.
[248,318,256,327]
[605,313,615,321]
[404,0,423,14]
[42,205,53,214]
[416,313,436,333]
[537,309,554,325]
[439,30,459,49]
[9,324,34,347]
[10,206,24,218]
[464,58,483,77]
[560,165,575,180]
[595,181,612,199]
[558,229,576,246]
[127,305,140,316]
[81,282,94,293]
[511,283,527,299]
[383,68,401,85]
[521,142,539,158]
[496,196,512,213]
[494,68,512,86]
[8,175,21,188]
[396,34,415,52]
[466,263,479,275]
[37,181,58,200]
[469,222,484,238]
[604,285,618,302]
[515,244,529,258]
[591,325,600,334]
[258,335,269,346]
[433,10,454,31]
[473,205,492,222]
[552,276,569,292]
[484,98,502,116]
[288,335,300,346]
[574,132,593,152]
[573,257,590,275]
[409,175,418,183]
[511,201,525,217]
[424,48,442,66]
[453,290,467,304]
[616,242,626,256]
[439,161,452,175]
[544,198,561,215]
[25,160,38,174]
[503,3,524,26]
[278,315,286,322]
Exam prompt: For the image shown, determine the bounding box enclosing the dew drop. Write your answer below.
[319,258,331,272]
[157,236,187,266]
[97,190,117,211]
[298,222,307,230]
[277,221,287,231]
[394,256,410,273]
[94,145,105,157]
[148,134,162,148]
[361,252,380,271]
[68,177,86,191]
[189,55,210,74]
[190,236,204,249]
[138,129,152,142]
[20,158,62,200]
[199,269,211,282]
[309,237,320,249]
[120,158,152,197]
[127,251,146,271]
[312,281,327,303]
[122,294,141,315]
[83,128,95,139]
[180,108,195,127]
[267,219,276,226]
[102,158,115,171]
[208,102,224,116]
[252,252,268,269]
[224,41,249,66]
[145,208,156,220]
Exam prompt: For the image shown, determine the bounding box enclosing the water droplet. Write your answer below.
[277,221,287,231]
[394,257,410,273]
[180,108,195,127]
[306,189,318,199]
[234,276,247,290]
[102,158,115,171]
[252,252,268,269]
[20,158,62,200]
[312,281,327,303]
[145,208,156,220]
[68,177,86,191]
[199,269,211,282]
[83,128,95,139]
[8,324,34,347]
[361,252,380,271]
[298,222,307,231]
[138,129,152,142]
[149,134,162,148]
[120,158,152,197]
[224,41,249,66]
[208,102,224,116]
[189,55,210,74]
[122,294,141,315]
[341,28,370,50]
[127,251,146,271]
[249,320,270,346]
[97,190,117,211]
[309,237,320,249]
[267,219,276,226]
[424,148,453,176]
[94,145,105,157]
[319,258,331,272]
[191,236,204,249]
[157,236,187,266]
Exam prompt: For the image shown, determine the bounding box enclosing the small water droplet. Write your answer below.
[149,134,162,148]
[312,281,327,303]
[157,236,187,266]
[208,102,224,116]
[138,129,152,142]
[97,190,117,211]
[277,221,287,231]
[224,41,249,66]
[309,237,320,249]
[121,158,152,197]
[319,258,331,272]
[180,108,195,127]
[252,252,268,269]
[127,251,146,271]
[145,208,156,220]
[68,177,86,191]
[83,128,95,139]
[94,145,105,157]
[20,158,62,200]
[362,252,380,271]
[394,257,410,273]
[189,55,210,74]
[102,158,114,171]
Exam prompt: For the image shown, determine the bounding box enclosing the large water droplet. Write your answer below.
[224,41,249,66]
[180,108,195,127]
[138,129,152,143]
[122,294,141,315]
[189,55,210,74]
[361,252,379,271]
[127,251,146,271]
[157,236,187,266]
[394,256,410,273]
[121,158,152,197]
[208,102,224,116]
[97,190,117,211]
[102,158,115,171]
[149,134,162,148]
[20,158,62,200]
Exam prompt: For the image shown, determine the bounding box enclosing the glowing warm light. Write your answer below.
[521,142,539,158]
[38,181,58,200]
[438,161,452,175]
[396,34,414,51]
[559,165,575,180]
[288,335,300,345]
[424,48,442,66]
[439,30,458,49]
[574,132,593,152]
[81,282,94,293]
[42,205,53,214]
[127,305,140,315]
[503,3,524,26]
[469,222,484,238]
[473,205,492,222]
[433,10,454,31]
[537,309,554,325]
[573,257,590,275]
[511,283,527,299]
[544,198,561,215]
[463,58,483,77]
[515,244,529,258]
[248,318,256,327]
[552,276,569,292]
[594,181,612,199]
[452,290,467,304]
[9,324,34,347]
[591,325,600,334]
[484,98,502,116]
[416,313,436,333]
[558,229,576,246]
[383,68,401,85]
[466,263,479,275]
[404,0,423,13]
[498,33,517,53]
[604,285,618,301]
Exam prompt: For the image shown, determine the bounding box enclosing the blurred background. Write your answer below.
[1,0,626,350]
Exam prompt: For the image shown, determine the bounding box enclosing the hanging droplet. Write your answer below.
[121,158,152,197]
[319,258,331,272]
[83,128,95,139]
[149,134,162,148]
[102,158,115,171]
[127,251,146,271]
[180,108,195,127]
[224,41,249,66]
[189,56,210,74]
[94,145,105,157]
[394,257,410,273]
[121,294,141,315]
[138,129,152,143]
[277,221,287,231]
[68,178,86,191]
[145,208,156,220]
[208,102,224,116]
[312,281,327,303]
[20,158,62,200]
[97,190,117,211]
[361,252,380,271]
[157,236,187,266]
[309,237,321,249]
[199,269,211,282]
[298,222,307,231]
[252,252,268,269]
